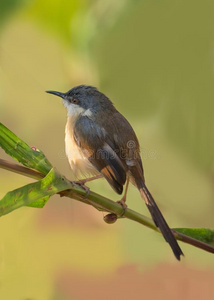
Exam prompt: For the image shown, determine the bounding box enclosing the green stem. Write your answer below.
[0,158,214,254]
[0,158,44,180]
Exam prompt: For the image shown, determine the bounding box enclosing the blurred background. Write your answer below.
[0,0,214,299]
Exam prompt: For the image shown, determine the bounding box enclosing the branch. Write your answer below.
[0,158,44,180]
[1,158,214,254]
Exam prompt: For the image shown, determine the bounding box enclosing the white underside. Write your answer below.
[65,118,99,179]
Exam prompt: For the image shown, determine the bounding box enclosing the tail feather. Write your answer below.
[140,183,184,260]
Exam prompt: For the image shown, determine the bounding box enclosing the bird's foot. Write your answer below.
[72,180,90,198]
[116,199,128,217]
[71,175,102,198]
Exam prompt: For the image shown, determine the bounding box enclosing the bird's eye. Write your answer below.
[71,98,79,104]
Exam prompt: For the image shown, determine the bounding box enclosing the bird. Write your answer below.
[46,85,183,260]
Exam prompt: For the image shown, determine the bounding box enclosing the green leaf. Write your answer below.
[175,228,214,246]
[27,196,50,208]
[0,123,52,175]
[0,168,72,217]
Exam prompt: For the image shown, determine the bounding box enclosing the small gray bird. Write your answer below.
[46,85,183,260]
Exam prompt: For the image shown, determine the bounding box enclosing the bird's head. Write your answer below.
[46,85,114,118]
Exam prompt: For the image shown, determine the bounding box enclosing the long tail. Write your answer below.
[139,182,184,260]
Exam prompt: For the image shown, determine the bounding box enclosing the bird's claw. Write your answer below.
[116,199,128,217]
[72,180,90,198]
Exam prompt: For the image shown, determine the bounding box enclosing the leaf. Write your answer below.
[0,168,72,217]
[0,123,52,175]
[174,228,214,246]
[27,196,50,208]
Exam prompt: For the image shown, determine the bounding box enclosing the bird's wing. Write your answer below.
[74,116,126,194]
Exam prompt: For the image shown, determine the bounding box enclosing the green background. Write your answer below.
[0,0,214,299]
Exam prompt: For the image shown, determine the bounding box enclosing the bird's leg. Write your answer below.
[117,178,129,216]
[104,179,129,222]
[71,174,103,198]
[74,174,103,185]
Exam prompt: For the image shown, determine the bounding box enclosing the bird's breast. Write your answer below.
[65,118,99,179]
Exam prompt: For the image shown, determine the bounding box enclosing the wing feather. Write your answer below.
[74,116,126,194]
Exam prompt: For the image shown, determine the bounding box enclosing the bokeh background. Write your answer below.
[1,0,214,299]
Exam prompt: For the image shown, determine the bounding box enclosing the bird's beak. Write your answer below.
[46,90,65,99]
